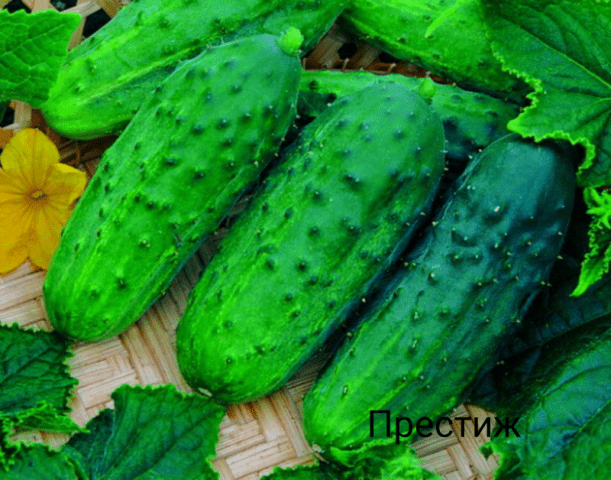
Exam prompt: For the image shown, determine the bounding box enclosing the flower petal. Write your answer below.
[0,242,29,274]
[0,150,29,202]
[0,202,34,274]
[43,163,87,206]
[0,168,27,206]
[0,129,60,190]
[28,202,70,270]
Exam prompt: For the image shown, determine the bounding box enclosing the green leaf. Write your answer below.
[10,403,84,433]
[2,444,79,480]
[0,323,80,469]
[262,462,349,480]
[62,384,226,480]
[1,421,81,475]
[482,0,611,188]
[0,323,78,420]
[484,332,611,479]
[0,418,15,468]
[261,447,442,480]
[572,187,611,295]
[561,403,611,479]
[0,9,81,108]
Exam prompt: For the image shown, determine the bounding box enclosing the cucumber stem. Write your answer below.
[277,26,304,57]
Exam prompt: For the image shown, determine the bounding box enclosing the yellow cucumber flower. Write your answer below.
[0,128,86,273]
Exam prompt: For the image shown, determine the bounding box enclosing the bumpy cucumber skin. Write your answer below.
[42,0,347,140]
[176,84,445,405]
[299,69,519,162]
[340,0,528,101]
[43,34,301,342]
[303,134,576,464]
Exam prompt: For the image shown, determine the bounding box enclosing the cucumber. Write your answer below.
[176,83,445,405]
[299,69,519,162]
[303,134,576,465]
[43,32,302,342]
[41,0,347,140]
[339,0,528,101]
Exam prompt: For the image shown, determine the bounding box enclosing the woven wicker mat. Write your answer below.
[2,239,500,480]
[3,3,500,478]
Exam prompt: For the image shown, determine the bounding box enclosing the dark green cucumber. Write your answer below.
[303,134,576,465]
[43,32,302,342]
[340,0,528,101]
[176,83,445,404]
[42,0,347,140]
[299,69,519,162]
[482,330,611,479]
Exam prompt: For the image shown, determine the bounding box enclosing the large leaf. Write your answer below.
[62,384,225,480]
[2,444,78,480]
[262,447,442,480]
[3,383,226,478]
[483,0,611,188]
[482,0,611,296]
[262,462,349,480]
[0,9,81,108]
[0,323,80,469]
[0,323,77,421]
[482,332,611,479]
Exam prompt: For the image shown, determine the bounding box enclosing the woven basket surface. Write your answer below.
[2,3,500,479]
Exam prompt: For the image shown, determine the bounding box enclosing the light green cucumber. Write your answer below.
[340,0,529,101]
[43,33,302,342]
[42,0,347,139]
[176,83,445,404]
[299,69,519,162]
